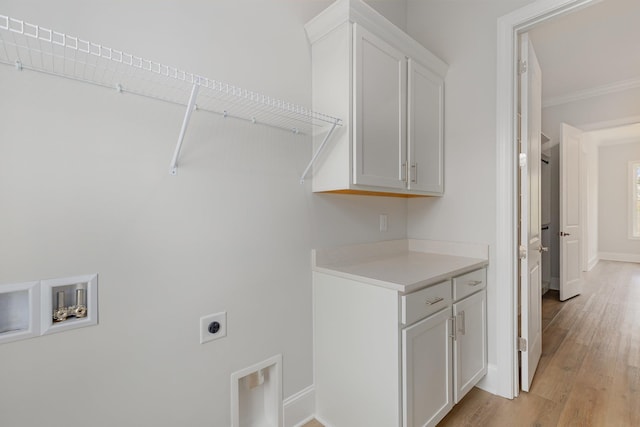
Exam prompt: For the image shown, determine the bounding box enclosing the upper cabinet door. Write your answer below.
[407,58,444,194]
[353,24,407,189]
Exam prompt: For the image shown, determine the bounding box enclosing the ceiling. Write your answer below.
[528,0,640,107]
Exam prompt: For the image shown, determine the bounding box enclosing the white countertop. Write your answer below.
[312,239,489,293]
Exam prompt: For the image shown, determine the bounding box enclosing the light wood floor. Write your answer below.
[438,260,640,426]
[305,260,640,427]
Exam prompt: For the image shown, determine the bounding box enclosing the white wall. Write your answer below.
[541,88,640,275]
[366,0,408,30]
[0,1,408,426]
[599,141,640,260]
[404,0,535,390]
[542,87,640,141]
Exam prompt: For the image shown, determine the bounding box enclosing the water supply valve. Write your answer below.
[53,291,68,322]
[52,288,88,322]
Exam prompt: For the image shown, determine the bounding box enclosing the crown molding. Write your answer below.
[543,76,640,108]
[304,0,447,77]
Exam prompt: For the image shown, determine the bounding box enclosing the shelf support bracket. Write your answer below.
[170,83,200,175]
[299,119,340,184]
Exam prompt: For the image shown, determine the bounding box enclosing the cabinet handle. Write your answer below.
[458,311,466,335]
[425,296,444,305]
[401,162,408,183]
[450,316,456,339]
[411,163,417,183]
[467,280,482,287]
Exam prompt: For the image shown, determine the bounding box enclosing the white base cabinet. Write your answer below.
[313,272,402,427]
[451,268,488,403]
[313,267,487,427]
[453,289,488,403]
[402,308,453,427]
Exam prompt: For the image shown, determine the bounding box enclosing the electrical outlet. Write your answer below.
[379,214,388,232]
[200,311,227,344]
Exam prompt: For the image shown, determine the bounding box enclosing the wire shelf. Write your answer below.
[0,15,342,176]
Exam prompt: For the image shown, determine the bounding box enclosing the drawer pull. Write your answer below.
[425,296,444,305]
[467,280,483,287]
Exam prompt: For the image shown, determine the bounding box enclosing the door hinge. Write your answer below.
[519,60,528,74]
[518,337,527,352]
[519,245,527,259]
[519,153,527,168]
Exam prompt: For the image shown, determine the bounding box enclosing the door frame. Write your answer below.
[495,0,598,399]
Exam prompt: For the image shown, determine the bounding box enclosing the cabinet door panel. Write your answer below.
[353,24,407,189]
[453,289,487,403]
[408,59,444,194]
[402,308,453,427]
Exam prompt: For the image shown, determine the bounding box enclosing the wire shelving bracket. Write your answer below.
[0,14,342,177]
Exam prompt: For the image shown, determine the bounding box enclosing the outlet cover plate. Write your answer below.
[379,214,388,232]
[200,311,226,344]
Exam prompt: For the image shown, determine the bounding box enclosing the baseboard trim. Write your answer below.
[475,363,499,396]
[299,364,506,425]
[541,281,550,295]
[315,415,335,427]
[599,252,640,264]
[587,256,600,271]
[284,385,316,427]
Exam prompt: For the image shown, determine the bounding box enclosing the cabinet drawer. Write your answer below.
[453,268,486,301]
[401,280,451,325]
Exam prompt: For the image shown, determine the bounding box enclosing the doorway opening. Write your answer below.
[495,0,602,399]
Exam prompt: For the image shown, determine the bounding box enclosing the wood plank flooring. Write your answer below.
[305,260,640,427]
[438,260,640,426]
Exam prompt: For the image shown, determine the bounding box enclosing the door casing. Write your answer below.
[495,0,599,399]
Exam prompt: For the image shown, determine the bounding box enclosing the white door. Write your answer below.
[560,123,583,301]
[353,23,407,189]
[407,58,444,194]
[519,33,542,392]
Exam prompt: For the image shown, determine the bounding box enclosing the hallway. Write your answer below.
[439,260,640,426]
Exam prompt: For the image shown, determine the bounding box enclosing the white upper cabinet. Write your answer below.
[306,0,447,197]
[354,24,407,190]
[408,59,444,194]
